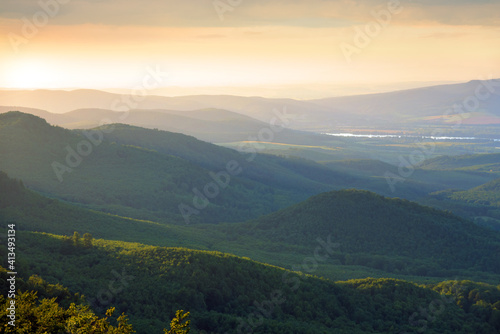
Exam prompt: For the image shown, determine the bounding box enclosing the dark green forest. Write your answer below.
[1,111,500,333]
[2,232,500,333]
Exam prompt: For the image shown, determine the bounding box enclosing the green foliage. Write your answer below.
[231,189,500,277]
[420,153,500,173]
[9,231,500,334]
[0,264,135,333]
[0,289,134,333]
[164,310,190,334]
[2,169,500,284]
[425,177,500,226]
[64,305,135,334]
[73,231,81,247]
[82,233,93,248]
[431,280,500,329]
[2,112,500,333]
[447,178,500,208]
[323,158,497,201]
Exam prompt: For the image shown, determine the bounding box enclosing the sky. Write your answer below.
[0,0,499,98]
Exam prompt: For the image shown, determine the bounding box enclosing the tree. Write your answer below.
[65,306,135,334]
[72,232,81,247]
[164,310,190,334]
[60,236,75,255]
[82,233,93,248]
[0,291,135,334]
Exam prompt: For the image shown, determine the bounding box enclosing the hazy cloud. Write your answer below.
[195,34,227,39]
[419,32,468,39]
[1,0,499,27]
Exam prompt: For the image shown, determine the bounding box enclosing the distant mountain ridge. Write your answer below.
[309,79,500,127]
[0,105,321,143]
[2,79,499,133]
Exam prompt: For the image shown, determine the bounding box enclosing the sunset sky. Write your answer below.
[1,0,499,97]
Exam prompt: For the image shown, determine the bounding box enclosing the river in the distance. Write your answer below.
[323,133,500,142]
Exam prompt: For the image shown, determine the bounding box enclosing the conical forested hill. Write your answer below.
[235,189,500,276]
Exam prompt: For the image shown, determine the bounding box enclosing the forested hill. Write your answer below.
[446,178,500,207]
[0,111,352,224]
[0,170,198,245]
[2,123,500,332]
[419,153,500,172]
[425,177,500,230]
[90,123,351,192]
[3,231,500,334]
[234,189,500,276]
[475,178,500,192]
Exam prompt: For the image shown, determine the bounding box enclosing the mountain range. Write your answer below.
[2,79,500,136]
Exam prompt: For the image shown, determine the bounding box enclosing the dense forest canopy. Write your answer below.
[1,110,500,333]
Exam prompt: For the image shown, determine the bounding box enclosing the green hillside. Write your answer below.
[424,178,500,231]
[2,156,500,333]
[0,170,220,248]
[475,178,500,192]
[0,111,342,224]
[95,123,351,193]
[449,178,500,207]
[420,153,500,174]
[4,231,499,334]
[2,111,495,217]
[229,190,500,278]
[322,159,496,199]
[2,170,500,283]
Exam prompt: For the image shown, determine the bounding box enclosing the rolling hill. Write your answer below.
[0,89,326,129]
[5,231,499,334]
[420,153,500,174]
[0,170,220,248]
[228,189,500,278]
[425,177,500,230]
[447,178,500,207]
[0,104,327,144]
[309,79,500,129]
[0,112,297,224]
[1,110,497,227]
[54,107,322,144]
[0,111,356,224]
[2,168,500,333]
[2,79,500,133]
[322,158,497,199]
